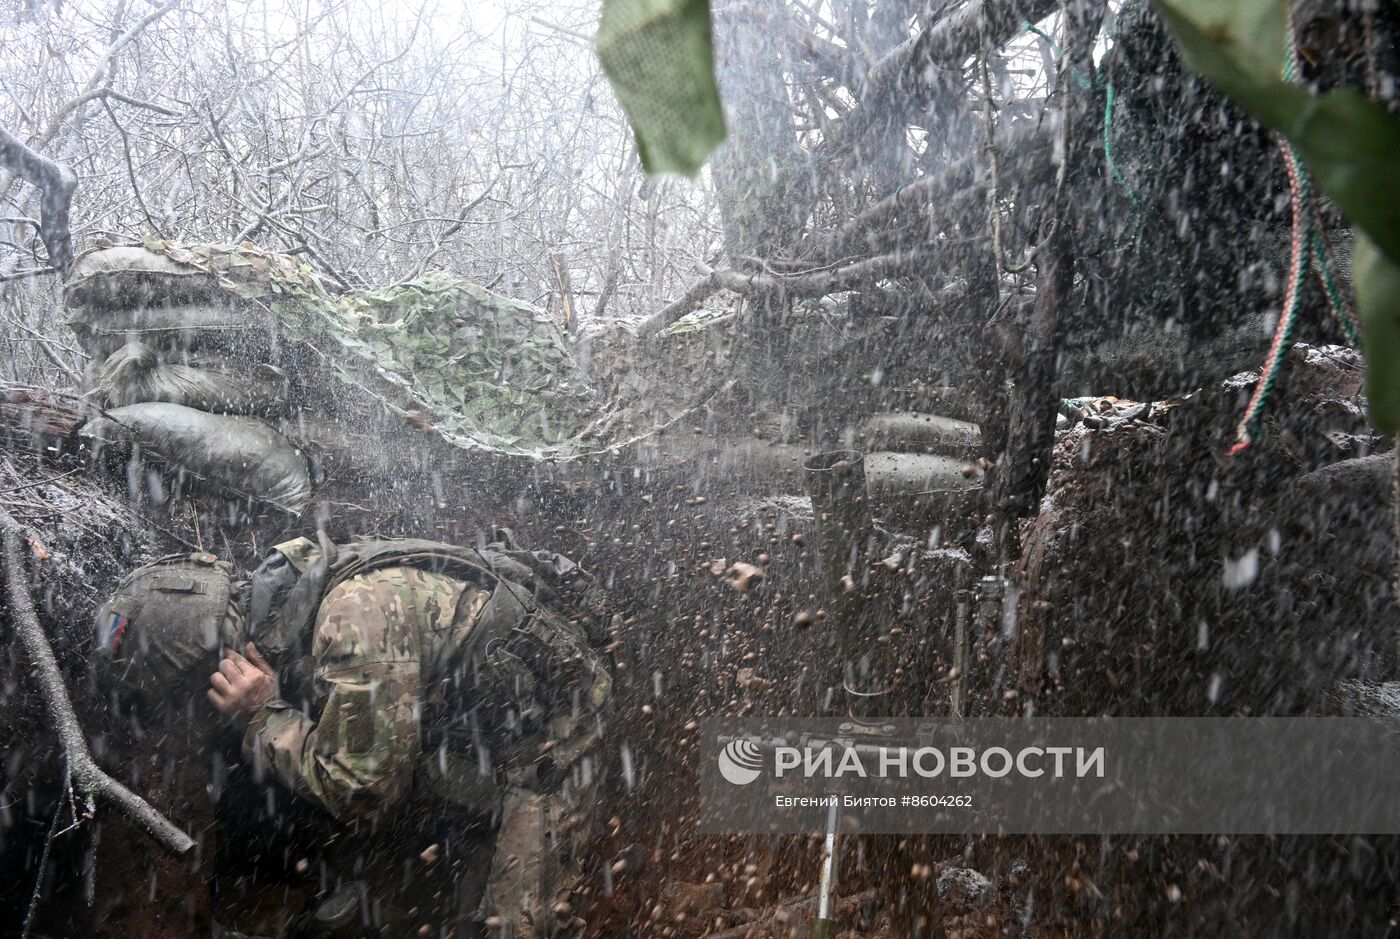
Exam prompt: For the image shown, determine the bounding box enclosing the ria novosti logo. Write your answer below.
[715,734,1107,785]
[717,739,765,785]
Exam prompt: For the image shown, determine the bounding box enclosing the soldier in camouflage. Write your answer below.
[94,533,612,937]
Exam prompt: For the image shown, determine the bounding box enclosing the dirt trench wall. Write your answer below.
[1014,344,1395,717]
[0,443,178,937]
[986,344,1400,936]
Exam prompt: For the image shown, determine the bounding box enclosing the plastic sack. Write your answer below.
[81,402,311,513]
[66,244,259,308]
[68,300,275,362]
[95,343,287,415]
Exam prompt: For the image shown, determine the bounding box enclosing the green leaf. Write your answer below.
[1153,0,1284,84]
[1278,92,1400,265]
[1356,235,1400,434]
[596,0,726,177]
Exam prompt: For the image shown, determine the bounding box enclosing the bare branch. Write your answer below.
[815,120,1048,260]
[0,506,195,857]
[0,127,78,272]
[0,0,185,204]
[635,271,727,339]
[636,248,937,337]
[816,0,1059,157]
[101,97,165,239]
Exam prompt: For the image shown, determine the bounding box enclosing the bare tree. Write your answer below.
[0,0,720,383]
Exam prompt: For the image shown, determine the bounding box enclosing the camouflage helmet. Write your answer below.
[93,551,244,708]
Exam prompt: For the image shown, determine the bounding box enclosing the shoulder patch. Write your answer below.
[98,610,130,655]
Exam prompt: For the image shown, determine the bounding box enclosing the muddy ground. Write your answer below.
[3,343,1399,937]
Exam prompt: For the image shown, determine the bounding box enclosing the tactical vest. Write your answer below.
[247,530,604,665]
[246,532,609,813]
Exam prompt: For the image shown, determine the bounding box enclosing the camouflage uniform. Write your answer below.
[239,539,610,937]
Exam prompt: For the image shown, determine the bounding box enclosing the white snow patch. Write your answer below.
[1222,548,1259,589]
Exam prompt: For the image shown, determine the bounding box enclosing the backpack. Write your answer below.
[246,531,605,663]
[245,533,611,811]
[94,551,240,702]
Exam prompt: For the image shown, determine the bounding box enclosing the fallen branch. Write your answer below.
[636,273,727,338]
[815,121,1048,261]
[0,506,195,856]
[635,249,937,338]
[1,383,92,443]
[815,0,1058,158]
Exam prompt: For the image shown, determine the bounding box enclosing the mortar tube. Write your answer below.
[803,449,888,720]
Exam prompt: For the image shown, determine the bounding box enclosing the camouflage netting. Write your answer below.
[274,271,608,459]
[69,239,610,461]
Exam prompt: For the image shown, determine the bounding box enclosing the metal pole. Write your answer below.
[812,797,839,939]
[950,588,971,718]
[803,451,880,939]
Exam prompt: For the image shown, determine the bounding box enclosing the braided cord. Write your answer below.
[1229,6,1310,456]
[1230,137,1312,455]
[1103,83,1136,198]
[1022,20,1094,89]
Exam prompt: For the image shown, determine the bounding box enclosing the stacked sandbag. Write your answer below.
[66,238,617,514]
[95,343,288,413]
[66,245,282,361]
[80,403,313,513]
[65,244,251,307]
[66,242,313,514]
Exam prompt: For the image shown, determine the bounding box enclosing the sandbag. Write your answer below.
[278,414,438,480]
[66,244,256,307]
[81,402,311,513]
[67,300,275,361]
[66,240,613,460]
[94,343,288,415]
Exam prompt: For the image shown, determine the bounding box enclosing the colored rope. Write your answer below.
[1229,138,1312,456]
[1102,82,1141,203]
[1229,9,1309,456]
[1020,20,1093,89]
[1019,17,1136,204]
[1228,8,1363,455]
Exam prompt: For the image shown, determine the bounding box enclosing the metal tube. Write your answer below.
[812,797,839,939]
[803,452,871,939]
[950,588,971,718]
[803,450,888,719]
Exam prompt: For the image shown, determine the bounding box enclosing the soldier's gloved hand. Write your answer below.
[208,643,278,723]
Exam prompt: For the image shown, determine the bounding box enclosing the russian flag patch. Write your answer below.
[99,611,129,655]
